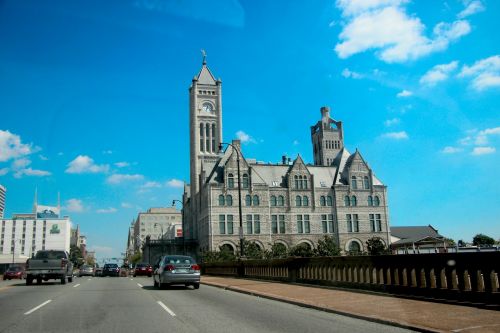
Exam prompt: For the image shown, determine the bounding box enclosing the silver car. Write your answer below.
[153,255,200,289]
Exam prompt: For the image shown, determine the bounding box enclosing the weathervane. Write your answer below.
[201,49,207,65]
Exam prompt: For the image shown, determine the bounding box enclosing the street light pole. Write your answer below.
[219,142,244,258]
[172,199,184,255]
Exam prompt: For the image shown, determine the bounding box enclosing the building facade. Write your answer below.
[0,185,6,218]
[184,59,391,255]
[132,207,182,253]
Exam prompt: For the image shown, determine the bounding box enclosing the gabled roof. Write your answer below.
[197,64,217,85]
[391,225,443,239]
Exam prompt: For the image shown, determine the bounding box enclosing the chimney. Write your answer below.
[282,155,287,165]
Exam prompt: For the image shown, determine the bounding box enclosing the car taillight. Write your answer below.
[191,264,200,271]
[165,264,175,271]
[61,259,67,268]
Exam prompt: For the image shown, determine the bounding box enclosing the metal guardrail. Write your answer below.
[203,252,500,305]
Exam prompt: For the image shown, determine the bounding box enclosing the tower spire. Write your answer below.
[201,49,207,65]
[33,187,38,214]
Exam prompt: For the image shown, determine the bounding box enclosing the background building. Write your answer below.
[184,60,391,255]
[0,185,6,218]
[132,207,182,254]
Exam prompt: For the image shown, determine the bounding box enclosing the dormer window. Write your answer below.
[351,176,358,189]
[242,174,249,189]
[363,176,370,189]
[227,174,234,189]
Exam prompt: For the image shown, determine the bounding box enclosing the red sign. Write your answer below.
[176,228,183,237]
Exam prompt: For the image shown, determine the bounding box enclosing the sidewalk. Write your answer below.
[201,276,500,333]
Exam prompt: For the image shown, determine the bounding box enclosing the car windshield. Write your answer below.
[35,251,66,260]
[8,267,22,272]
[104,264,118,268]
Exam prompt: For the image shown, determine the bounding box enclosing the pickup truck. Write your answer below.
[25,250,74,285]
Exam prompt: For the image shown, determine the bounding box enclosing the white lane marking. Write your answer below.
[137,283,143,288]
[87,279,92,281]
[130,279,134,281]
[157,301,176,317]
[24,300,52,315]
[73,284,81,288]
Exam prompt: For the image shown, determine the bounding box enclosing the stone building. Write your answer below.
[132,207,182,253]
[183,58,390,255]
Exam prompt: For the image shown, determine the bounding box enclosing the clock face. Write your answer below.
[202,103,213,113]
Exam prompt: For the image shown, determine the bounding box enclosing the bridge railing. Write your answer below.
[202,252,500,305]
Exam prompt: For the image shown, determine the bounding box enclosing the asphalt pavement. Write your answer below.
[0,275,415,333]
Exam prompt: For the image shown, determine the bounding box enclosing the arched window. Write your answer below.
[211,124,216,152]
[344,195,350,206]
[363,176,369,189]
[294,175,299,189]
[252,195,259,206]
[278,195,285,206]
[302,196,309,206]
[368,196,373,206]
[245,195,252,206]
[351,195,357,206]
[351,176,357,189]
[226,195,233,206]
[303,177,308,189]
[227,173,234,188]
[242,174,249,189]
[218,194,225,206]
[199,123,204,152]
[374,196,380,206]
[220,244,234,254]
[205,123,210,152]
[327,196,333,206]
[295,195,302,207]
[270,195,277,207]
[349,241,361,254]
[320,196,326,206]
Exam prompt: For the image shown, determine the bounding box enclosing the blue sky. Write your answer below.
[1,0,499,259]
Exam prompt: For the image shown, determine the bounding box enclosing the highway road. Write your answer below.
[0,276,416,332]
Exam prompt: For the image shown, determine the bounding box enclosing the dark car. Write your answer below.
[153,255,200,289]
[101,263,120,277]
[133,263,153,277]
[3,266,24,280]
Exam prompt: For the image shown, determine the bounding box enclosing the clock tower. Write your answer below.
[189,54,223,194]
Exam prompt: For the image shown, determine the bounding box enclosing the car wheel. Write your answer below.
[148,274,152,277]
[68,276,73,283]
[133,274,136,277]
[60,277,66,285]
[37,278,42,285]
[193,283,200,290]
[26,276,33,285]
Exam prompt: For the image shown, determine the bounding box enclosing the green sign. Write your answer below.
[50,224,60,234]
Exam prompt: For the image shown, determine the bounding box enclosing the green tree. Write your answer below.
[472,234,495,247]
[314,235,340,257]
[269,243,288,259]
[129,252,143,264]
[86,256,96,266]
[242,240,265,259]
[69,245,84,268]
[288,243,314,257]
[444,238,456,247]
[366,237,388,255]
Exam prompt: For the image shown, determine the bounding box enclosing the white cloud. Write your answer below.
[17,168,51,177]
[0,130,34,162]
[334,2,471,63]
[382,131,409,140]
[0,168,8,176]
[64,199,84,213]
[420,61,459,86]
[293,140,300,145]
[66,155,109,174]
[457,0,485,19]
[166,179,184,188]
[471,147,495,155]
[106,173,144,184]
[396,90,412,97]
[384,118,400,127]
[141,181,162,189]
[96,207,117,214]
[236,130,256,144]
[39,155,48,161]
[102,150,113,155]
[458,55,500,91]
[341,68,363,79]
[121,202,133,209]
[114,161,130,168]
[441,146,463,154]
[12,157,31,169]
